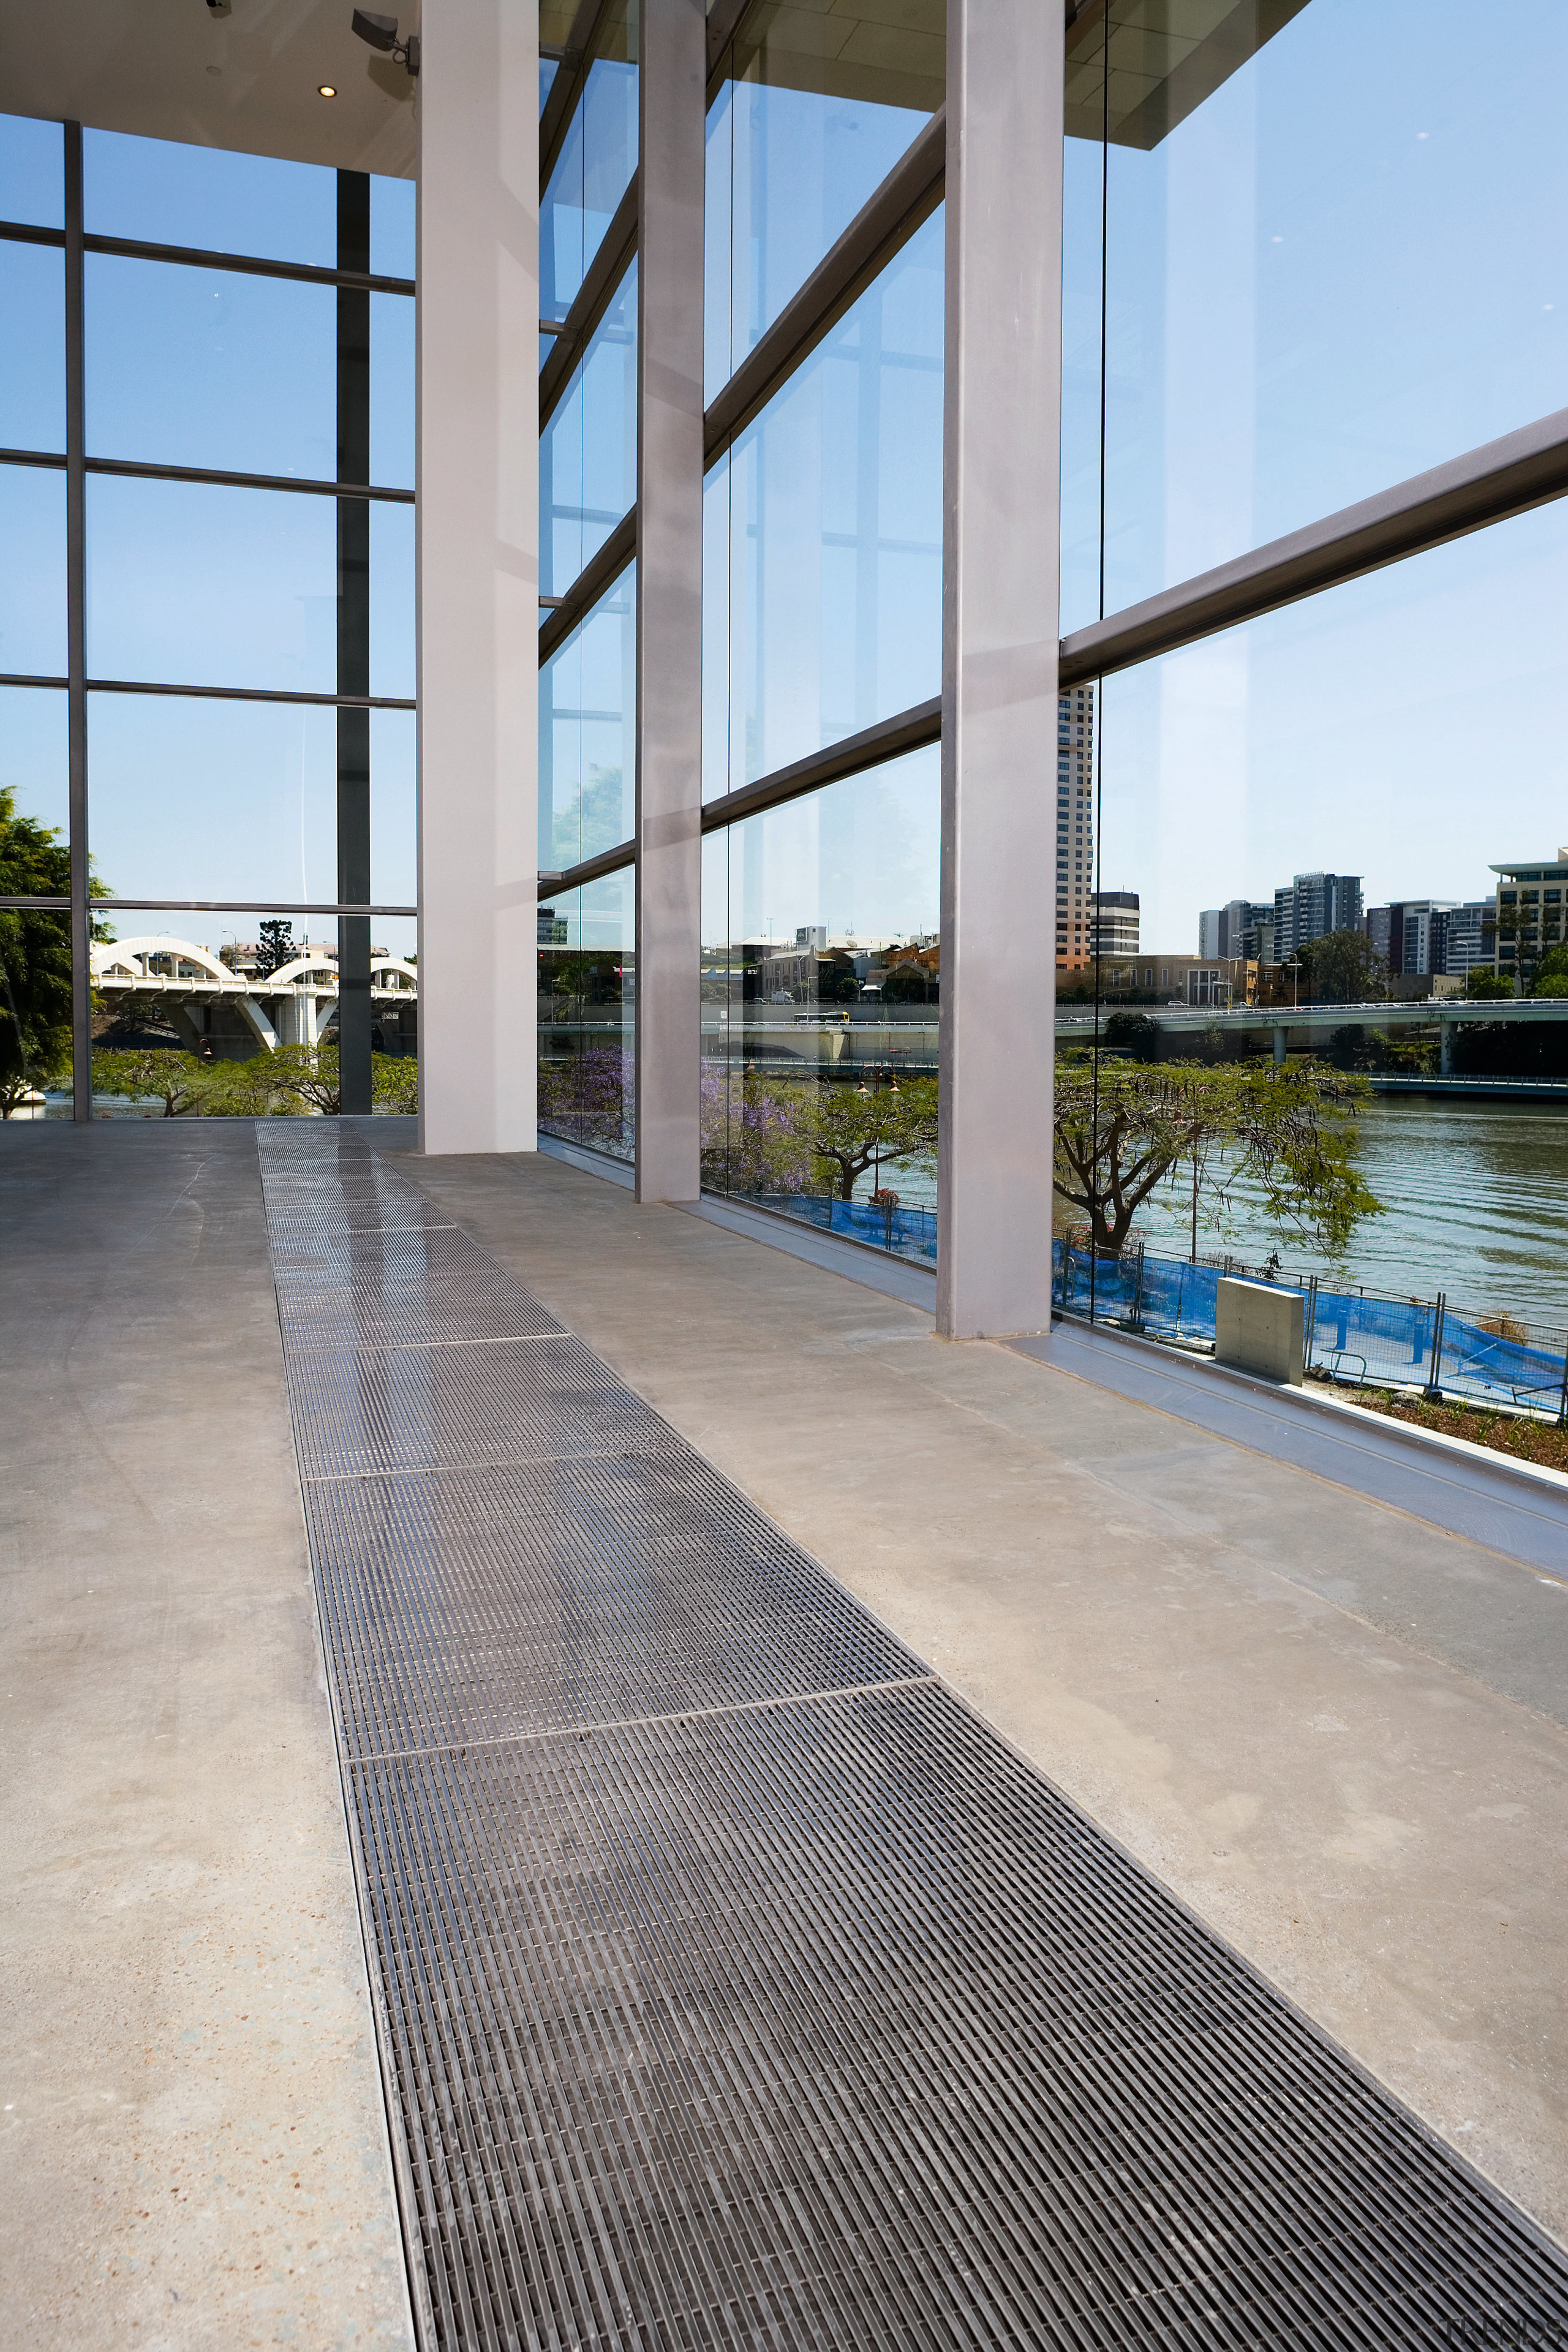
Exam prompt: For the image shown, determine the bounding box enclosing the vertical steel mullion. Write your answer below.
[64,121,91,1122]
[337,170,374,1116]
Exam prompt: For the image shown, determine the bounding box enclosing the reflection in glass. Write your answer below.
[540,261,636,600]
[701,748,939,1260]
[86,475,336,691]
[704,0,943,400]
[537,871,635,1161]
[0,113,64,230]
[703,210,941,801]
[0,463,68,677]
[1061,0,1568,633]
[86,691,339,905]
[0,685,69,839]
[540,6,639,326]
[1075,502,1568,1334]
[371,290,415,488]
[1,243,66,453]
[85,255,335,478]
[83,129,336,268]
[540,565,636,872]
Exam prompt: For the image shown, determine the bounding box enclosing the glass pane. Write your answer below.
[704,0,944,401]
[370,709,417,962]
[700,745,940,1262]
[370,174,415,279]
[86,691,337,904]
[540,564,636,873]
[83,130,336,268]
[1,241,66,452]
[0,462,67,677]
[0,113,64,230]
[540,260,637,601]
[1063,0,1568,633]
[1075,503,1568,1357]
[371,290,415,488]
[86,476,336,692]
[370,500,415,700]
[88,907,412,1099]
[703,208,942,802]
[540,7,640,326]
[84,255,335,478]
[537,870,636,1161]
[540,59,559,115]
[0,684,68,838]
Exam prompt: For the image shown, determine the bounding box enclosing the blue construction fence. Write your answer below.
[1053,1238,1568,1419]
[723,1189,1567,1416]
[731,1190,940,1265]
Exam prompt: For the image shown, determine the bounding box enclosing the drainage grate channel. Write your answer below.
[261,1134,1568,2352]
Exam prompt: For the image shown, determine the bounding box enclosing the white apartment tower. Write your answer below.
[1056,684,1095,967]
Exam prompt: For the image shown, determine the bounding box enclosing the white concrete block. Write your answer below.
[1215,1275,1305,1385]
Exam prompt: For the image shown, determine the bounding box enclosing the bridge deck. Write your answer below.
[261,1125,1568,2350]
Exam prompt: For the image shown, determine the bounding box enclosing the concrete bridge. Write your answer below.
[91,937,419,1052]
[1057,995,1567,1073]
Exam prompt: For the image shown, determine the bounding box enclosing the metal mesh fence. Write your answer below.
[1053,1238,1568,1419]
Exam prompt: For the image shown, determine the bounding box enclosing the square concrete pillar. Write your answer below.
[938,0,1064,1336]
[417,0,540,1153]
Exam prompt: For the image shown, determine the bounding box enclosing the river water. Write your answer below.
[1129,1097,1568,1333]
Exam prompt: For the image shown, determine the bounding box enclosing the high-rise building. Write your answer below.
[1198,899,1273,960]
[1442,902,1494,976]
[1090,890,1139,958]
[1055,683,1095,968]
[1273,872,1363,960]
[1490,848,1568,981]
[1363,900,1458,976]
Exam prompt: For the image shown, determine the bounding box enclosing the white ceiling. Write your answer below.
[1,0,422,179]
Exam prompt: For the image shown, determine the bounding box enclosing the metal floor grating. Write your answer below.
[261,1130,1568,2351]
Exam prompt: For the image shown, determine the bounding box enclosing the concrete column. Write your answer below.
[416,0,539,1154]
[937,0,1063,1337]
[634,0,706,1204]
[1273,1024,1288,1066]
[1439,1015,1454,1076]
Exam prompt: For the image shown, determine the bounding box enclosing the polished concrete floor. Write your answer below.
[4,1121,1567,2349]
[1,1125,412,2352]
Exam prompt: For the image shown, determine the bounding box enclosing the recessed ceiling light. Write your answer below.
[318,83,338,97]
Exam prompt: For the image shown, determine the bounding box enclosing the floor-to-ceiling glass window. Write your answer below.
[695,2,944,1251]
[1058,0,1568,1421]
[0,114,417,1118]
[537,13,641,1155]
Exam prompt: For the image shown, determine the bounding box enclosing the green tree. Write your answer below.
[1464,967,1515,1000]
[1294,927,1387,1005]
[807,1077,939,1202]
[1529,943,1568,999]
[1054,1054,1381,1258]
[1102,1010,1159,1062]
[0,788,74,1115]
[255,918,295,977]
[91,1047,228,1116]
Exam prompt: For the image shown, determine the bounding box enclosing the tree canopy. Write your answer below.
[0,788,74,1112]
[1053,1052,1381,1257]
[1292,927,1386,1005]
